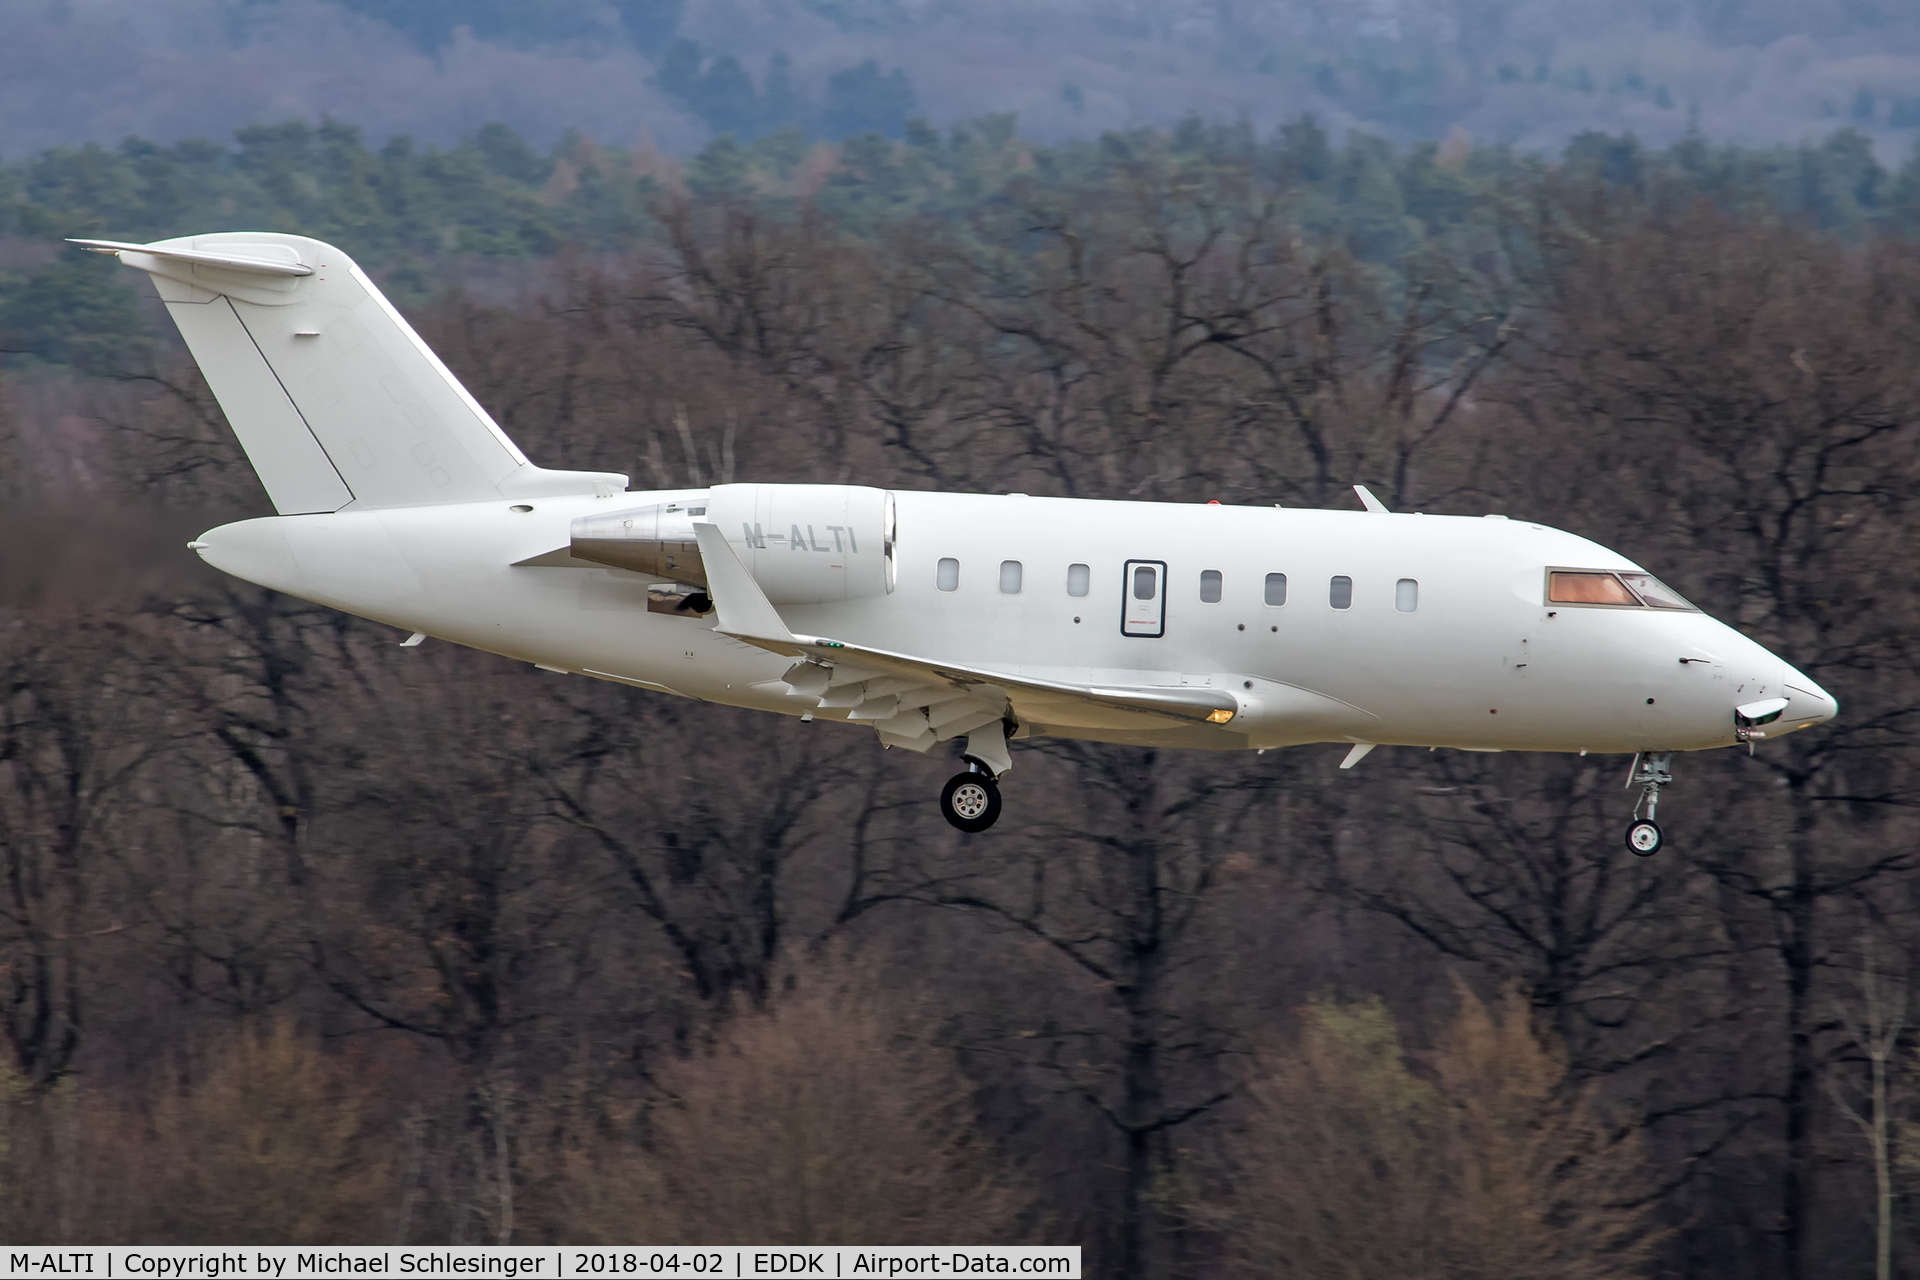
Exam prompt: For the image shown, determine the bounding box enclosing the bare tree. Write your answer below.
[1824,936,1908,1280]
[903,745,1280,1280]
[0,619,162,1087]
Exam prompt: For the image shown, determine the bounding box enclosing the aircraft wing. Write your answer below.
[690,523,1237,752]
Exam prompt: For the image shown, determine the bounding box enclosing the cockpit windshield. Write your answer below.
[1616,572,1695,610]
[1547,569,1698,611]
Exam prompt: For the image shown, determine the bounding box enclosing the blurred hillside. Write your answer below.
[4,0,1920,157]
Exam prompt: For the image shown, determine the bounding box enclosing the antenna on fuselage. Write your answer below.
[1352,485,1390,513]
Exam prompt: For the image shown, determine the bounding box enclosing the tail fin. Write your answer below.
[73,233,627,514]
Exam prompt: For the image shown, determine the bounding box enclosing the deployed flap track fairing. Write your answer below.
[86,232,1840,843]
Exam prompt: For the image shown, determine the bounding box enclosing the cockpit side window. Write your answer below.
[1547,571,1640,606]
[1617,572,1697,610]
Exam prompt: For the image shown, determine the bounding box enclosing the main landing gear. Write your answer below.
[940,762,1003,833]
[1624,751,1674,856]
[939,723,1013,834]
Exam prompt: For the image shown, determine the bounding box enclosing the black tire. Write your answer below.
[1625,818,1663,857]
[941,771,1002,833]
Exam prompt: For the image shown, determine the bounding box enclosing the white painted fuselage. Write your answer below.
[194,487,1835,757]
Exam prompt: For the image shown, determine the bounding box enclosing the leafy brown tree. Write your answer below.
[538,953,1030,1244]
[1211,983,1659,1279]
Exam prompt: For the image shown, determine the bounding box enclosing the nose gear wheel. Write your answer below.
[1623,752,1673,856]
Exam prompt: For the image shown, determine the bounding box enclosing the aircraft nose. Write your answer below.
[1785,671,1839,726]
[1700,620,1836,737]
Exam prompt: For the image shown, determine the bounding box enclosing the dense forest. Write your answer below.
[1,116,1919,1280]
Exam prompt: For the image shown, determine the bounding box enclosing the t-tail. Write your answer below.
[71,233,628,512]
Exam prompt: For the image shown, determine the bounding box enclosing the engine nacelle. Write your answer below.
[708,483,896,604]
[570,483,895,605]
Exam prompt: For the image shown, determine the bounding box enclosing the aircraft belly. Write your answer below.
[1236,679,1380,747]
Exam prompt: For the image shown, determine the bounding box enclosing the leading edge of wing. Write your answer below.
[689,521,1236,727]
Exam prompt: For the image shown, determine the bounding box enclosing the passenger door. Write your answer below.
[1122,560,1166,637]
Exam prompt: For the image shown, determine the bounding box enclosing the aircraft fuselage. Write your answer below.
[194,486,1833,757]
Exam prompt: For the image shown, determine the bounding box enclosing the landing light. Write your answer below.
[1736,697,1788,727]
[1206,708,1235,724]
[1735,696,1789,744]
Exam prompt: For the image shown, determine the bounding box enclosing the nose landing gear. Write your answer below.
[1624,751,1673,856]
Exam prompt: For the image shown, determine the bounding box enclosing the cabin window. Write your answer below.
[1617,572,1696,610]
[1329,576,1353,609]
[1067,563,1090,597]
[1133,565,1157,600]
[1264,573,1287,606]
[1200,569,1223,603]
[937,558,960,592]
[1548,571,1638,606]
[1000,560,1023,594]
[1396,578,1419,612]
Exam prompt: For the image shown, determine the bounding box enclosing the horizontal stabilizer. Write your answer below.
[71,238,314,277]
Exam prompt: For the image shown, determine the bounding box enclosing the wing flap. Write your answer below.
[789,641,1234,728]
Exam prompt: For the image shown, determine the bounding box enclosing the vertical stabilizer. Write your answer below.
[73,234,627,514]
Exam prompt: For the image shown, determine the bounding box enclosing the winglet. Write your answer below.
[1353,485,1390,513]
[691,522,799,645]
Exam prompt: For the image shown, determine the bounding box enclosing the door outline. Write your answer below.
[1121,559,1167,638]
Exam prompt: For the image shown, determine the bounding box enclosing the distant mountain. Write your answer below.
[2,0,1917,157]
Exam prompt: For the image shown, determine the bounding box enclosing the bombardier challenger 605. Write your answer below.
[75,233,1837,848]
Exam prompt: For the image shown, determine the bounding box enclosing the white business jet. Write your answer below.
[75,233,1837,852]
